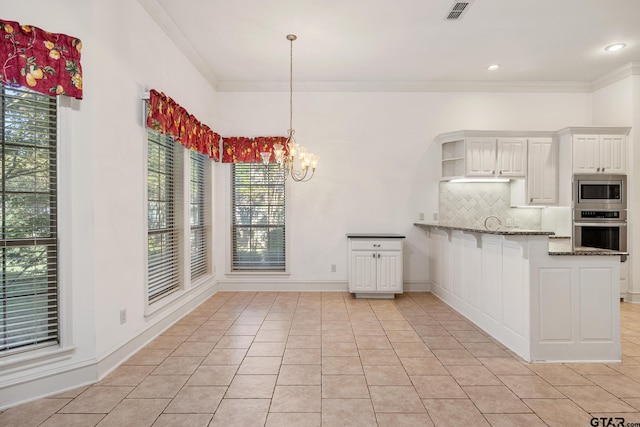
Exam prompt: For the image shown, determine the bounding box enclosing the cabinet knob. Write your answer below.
[378,253,381,258]
[597,167,601,172]
[530,198,533,203]
[372,253,376,259]
[492,170,495,174]
[602,167,605,172]
[499,170,502,175]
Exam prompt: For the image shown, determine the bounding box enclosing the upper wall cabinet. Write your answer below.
[527,137,558,205]
[572,134,626,174]
[465,137,527,177]
[438,131,549,180]
[556,127,630,175]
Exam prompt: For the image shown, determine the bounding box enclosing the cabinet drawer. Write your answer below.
[350,240,403,251]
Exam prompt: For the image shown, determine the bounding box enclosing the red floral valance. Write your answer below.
[0,19,83,99]
[222,136,288,163]
[146,89,220,161]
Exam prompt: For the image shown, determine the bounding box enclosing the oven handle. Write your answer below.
[574,222,627,227]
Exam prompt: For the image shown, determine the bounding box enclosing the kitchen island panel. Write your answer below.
[578,268,615,341]
[421,224,621,363]
[531,256,620,362]
[537,268,573,341]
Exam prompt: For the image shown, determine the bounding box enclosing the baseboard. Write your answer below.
[218,280,431,293]
[0,281,219,410]
[624,291,640,303]
[218,279,349,292]
[0,360,98,410]
[403,281,431,292]
[96,281,219,379]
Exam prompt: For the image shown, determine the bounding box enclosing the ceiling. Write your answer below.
[142,0,640,91]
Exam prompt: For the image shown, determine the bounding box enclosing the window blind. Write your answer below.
[147,130,181,302]
[232,163,285,271]
[1,86,58,355]
[190,150,208,280]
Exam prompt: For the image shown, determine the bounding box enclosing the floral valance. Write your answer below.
[222,136,288,163]
[147,89,221,161]
[0,19,83,99]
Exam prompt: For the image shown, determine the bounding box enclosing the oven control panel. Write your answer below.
[578,210,620,219]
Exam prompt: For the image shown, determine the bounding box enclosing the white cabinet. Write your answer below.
[465,137,497,176]
[497,138,527,177]
[348,236,404,298]
[439,132,530,180]
[573,134,627,174]
[465,137,526,177]
[527,137,558,205]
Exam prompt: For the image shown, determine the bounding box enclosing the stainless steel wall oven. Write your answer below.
[573,174,627,252]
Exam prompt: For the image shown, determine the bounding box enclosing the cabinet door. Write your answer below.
[599,135,626,174]
[527,138,558,205]
[497,138,527,177]
[573,135,599,173]
[376,251,403,292]
[349,251,377,292]
[465,138,496,176]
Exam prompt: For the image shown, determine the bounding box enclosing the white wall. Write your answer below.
[0,0,218,409]
[591,74,639,302]
[214,90,591,290]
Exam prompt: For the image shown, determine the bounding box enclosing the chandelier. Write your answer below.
[259,34,318,182]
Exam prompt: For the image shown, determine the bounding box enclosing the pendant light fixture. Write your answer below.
[260,34,318,181]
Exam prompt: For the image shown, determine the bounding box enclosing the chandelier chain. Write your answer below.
[289,35,294,135]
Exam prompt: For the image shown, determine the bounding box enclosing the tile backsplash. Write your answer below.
[439,182,542,230]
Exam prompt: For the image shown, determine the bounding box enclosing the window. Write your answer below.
[190,150,208,281]
[147,130,182,303]
[1,86,58,355]
[231,163,286,271]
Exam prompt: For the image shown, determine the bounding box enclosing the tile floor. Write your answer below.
[2,291,640,426]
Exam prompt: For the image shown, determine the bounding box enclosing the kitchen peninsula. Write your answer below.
[415,223,623,363]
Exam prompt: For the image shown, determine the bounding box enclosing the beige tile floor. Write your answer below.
[2,291,640,426]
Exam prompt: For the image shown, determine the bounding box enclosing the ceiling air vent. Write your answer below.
[446,1,474,20]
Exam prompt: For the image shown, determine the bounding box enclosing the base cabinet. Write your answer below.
[422,225,621,362]
[348,236,404,298]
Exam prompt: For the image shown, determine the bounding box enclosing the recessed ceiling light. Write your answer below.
[487,64,500,71]
[604,43,626,52]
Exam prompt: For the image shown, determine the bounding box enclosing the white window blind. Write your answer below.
[1,86,58,355]
[147,130,181,303]
[232,163,285,271]
[190,150,208,280]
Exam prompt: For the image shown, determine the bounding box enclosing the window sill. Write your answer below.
[0,344,76,376]
[226,270,291,277]
[144,277,215,319]
[225,270,291,278]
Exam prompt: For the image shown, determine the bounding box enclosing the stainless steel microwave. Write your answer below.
[574,174,626,210]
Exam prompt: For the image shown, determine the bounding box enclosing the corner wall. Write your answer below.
[0,0,219,409]
[591,73,640,302]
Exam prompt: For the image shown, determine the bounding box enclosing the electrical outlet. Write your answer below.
[120,309,126,325]
[432,212,438,221]
[514,218,520,228]
[506,218,513,227]
[419,212,425,221]
[331,264,336,273]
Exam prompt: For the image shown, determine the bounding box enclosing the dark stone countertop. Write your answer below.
[414,223,626,256]
[413,222,554,236]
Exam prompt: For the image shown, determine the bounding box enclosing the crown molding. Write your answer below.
[137,0,219,89]
[138,0,634,95]
[216,80,592,93]
[590,62,640,92]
